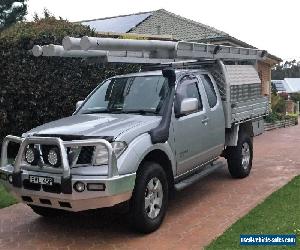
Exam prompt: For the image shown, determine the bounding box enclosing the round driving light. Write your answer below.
[47,148,60,167]
[25,147,38,165]
[8,175,13,184]
[74,182,85,192]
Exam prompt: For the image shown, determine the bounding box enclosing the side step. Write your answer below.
[174,160,225,191]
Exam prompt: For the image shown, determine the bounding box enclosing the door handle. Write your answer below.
[202,117,209,124]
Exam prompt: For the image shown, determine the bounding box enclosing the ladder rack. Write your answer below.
[140,59,219,71]
[32,36,267,64]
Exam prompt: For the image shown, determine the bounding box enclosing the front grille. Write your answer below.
[59,201,72,208]
[77,146,95,164]
[42,183,61,194]
[39,198,51,205]
[22,196,33,202]
[23,180,41,191]
[38,145,63,167]
[25,135,107,166]
[41,145,54,164]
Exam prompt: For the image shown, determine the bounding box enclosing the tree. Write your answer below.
[0,0,27,31]
[272,60,300,80]
[0,16,137,152]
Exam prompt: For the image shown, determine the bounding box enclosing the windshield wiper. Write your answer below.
[81,109,111,114]
[82,109,159,115]
[81,108,124,114]
[81,109,110,114]
[122,110,160,115]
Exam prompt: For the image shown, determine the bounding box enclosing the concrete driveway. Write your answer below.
[1,124,300,250]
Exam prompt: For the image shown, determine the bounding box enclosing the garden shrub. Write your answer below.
[0,17,138,156]
[264,112,281,123]
[271,94,286,114]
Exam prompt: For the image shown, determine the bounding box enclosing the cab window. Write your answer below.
[175,76,203,113]
[201,74,217,108]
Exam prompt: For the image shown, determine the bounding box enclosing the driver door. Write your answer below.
[172,74,212,175]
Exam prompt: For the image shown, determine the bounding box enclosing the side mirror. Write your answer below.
[76,100,84,110]
[180,98,198,116]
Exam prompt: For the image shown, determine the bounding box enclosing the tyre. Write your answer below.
[29,205,67,217]
[226,131,253,178]
[130,161,168,233]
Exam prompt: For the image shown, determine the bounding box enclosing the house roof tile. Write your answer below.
[129,9,228,40]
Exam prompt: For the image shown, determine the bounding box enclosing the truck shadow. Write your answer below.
[22,166,232,241]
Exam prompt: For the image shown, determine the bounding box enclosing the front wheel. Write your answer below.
[226,132,253,178]
[130,161,168,233]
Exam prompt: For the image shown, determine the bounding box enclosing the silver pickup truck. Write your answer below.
[0,59,268,233]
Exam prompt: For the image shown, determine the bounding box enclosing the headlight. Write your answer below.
[47,148,61,167]
[25,147,39,165]
[93,141,127,166]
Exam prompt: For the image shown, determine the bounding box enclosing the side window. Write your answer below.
[176,76,203,112]
[201,74,217,108]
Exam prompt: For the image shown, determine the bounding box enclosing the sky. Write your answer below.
[26,0,300,61]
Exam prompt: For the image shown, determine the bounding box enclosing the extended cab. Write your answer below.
[0,38,269,233]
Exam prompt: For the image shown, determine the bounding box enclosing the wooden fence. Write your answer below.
[264,118,298,131]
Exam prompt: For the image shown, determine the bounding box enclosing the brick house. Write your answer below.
[80,9,281,98]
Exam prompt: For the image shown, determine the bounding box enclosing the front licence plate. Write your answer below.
[29,175,54,186]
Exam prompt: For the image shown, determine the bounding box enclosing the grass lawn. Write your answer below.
[0,159,17,208]
[206,175,300,250]
[0,184,17,208]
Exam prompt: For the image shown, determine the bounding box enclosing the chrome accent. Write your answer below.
[145,177,163,219]
[174,160,224,191]
[1,135,118,179]
[174,156,219,181]
[0,165,136,211]
[0,135,131,211]
[36,144,45,165]
[64,139,118,178]
[241,142,251,169]
[1,135,22,169]
[17,191,132,212]
[69,147,82,168]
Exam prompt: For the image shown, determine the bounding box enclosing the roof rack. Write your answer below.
[140,59,220,71]
[32,36,267,64]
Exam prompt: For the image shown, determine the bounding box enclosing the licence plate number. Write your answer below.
[29,175,54,186]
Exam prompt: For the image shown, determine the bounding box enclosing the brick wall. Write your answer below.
[285,100,295,113]
[257,61,271,97]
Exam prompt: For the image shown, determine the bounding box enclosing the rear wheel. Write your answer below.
[29,205,67,217]
[130,161,168,233]
[226,132,253,178]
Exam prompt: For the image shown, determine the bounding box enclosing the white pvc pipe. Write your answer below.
[47,44,65,56]
[42,45,52,57]
[40,44,63,56]
[61,50,108,58]
[39,44,108,58]
[80,36,177,51]
[32,45,43,57]
[62,36,81,50]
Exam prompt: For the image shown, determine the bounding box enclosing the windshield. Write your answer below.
[78,75,169,115]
